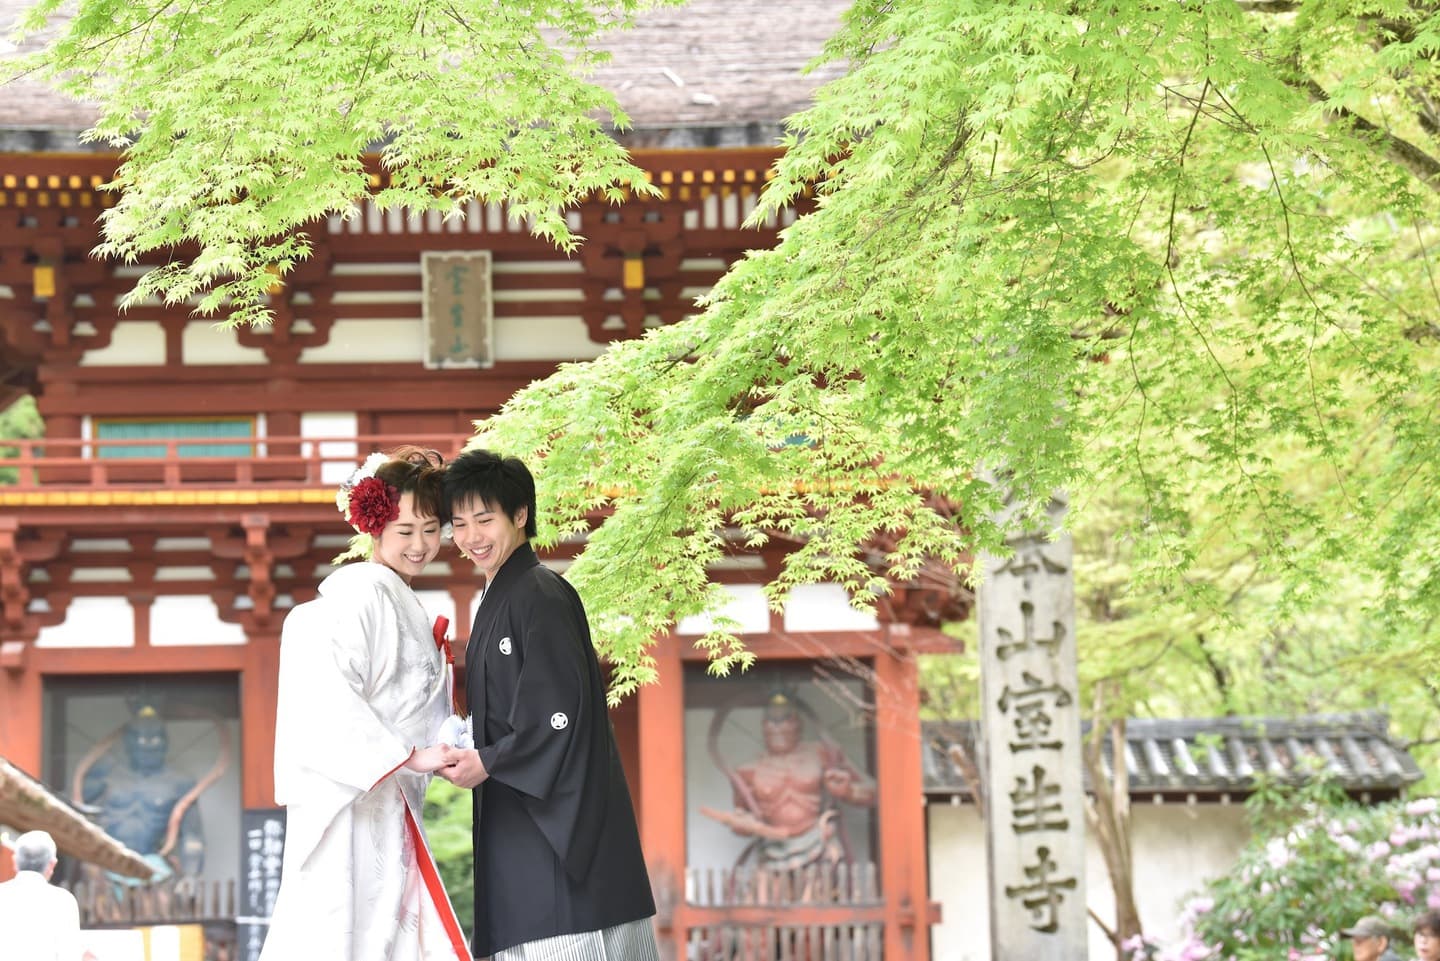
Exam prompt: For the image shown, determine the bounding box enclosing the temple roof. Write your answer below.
[924,712,1426,802]
[0,755,154,879]
[0,0,853,151]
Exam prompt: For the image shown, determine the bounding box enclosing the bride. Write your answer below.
[260,447,467,961]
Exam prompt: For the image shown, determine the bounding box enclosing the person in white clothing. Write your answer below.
[0,830,83,961]
[259,447,468,961]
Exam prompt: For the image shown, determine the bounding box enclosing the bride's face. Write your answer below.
[372,491,441,583]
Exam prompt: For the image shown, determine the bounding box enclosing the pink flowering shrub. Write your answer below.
[1162,795,1440,961]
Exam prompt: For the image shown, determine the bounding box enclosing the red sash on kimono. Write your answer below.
[433,616,462,714]
[402,801,470,959]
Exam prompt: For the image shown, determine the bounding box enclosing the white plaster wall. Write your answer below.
[492,315,608,361]
[927,801,1251,960]
[156,537,211,552]
[80,321,165,366]
[36,597,134,647]
[154,566,217,582]
[300,319,425,364]
[301,313,609,363]
[68,567,133,583]
[150,596,247,646]
[70,538,133,553]
[675,582,885,636]
[300,411,358,484]
[182,320,268,365]
[675,583,771,636]
[782,583,880,632]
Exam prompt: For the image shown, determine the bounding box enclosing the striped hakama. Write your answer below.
[491,919,661,961]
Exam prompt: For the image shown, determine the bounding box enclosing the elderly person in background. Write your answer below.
[1339,915,1402,961]
[0,830,82,960]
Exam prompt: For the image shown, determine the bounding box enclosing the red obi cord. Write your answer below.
[403,802,470,958]
[432,616,452,662]
[433,616,462,714]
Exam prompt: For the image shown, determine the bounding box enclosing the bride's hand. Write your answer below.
[403,745,449,773]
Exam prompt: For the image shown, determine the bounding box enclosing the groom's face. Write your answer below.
[450,495,528,583]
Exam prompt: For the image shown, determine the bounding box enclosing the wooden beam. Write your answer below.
[31,645,246,674]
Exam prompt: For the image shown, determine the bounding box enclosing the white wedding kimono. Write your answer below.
[260,562,467,961]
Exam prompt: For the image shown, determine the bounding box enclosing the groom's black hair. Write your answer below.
[443,449,538,538]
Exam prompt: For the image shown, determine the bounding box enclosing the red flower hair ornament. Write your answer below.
[346,476,400,536]
[331,452,399,564]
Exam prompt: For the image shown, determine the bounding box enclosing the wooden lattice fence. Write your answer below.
[73,876,235,927]
[684,861,885,961]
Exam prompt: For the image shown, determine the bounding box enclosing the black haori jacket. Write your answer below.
[465,542,656,956]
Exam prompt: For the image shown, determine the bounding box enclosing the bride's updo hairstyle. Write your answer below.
[371,446,448,528]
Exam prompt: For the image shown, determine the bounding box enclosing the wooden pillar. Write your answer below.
[0,516,43,773]
[638,634,687,961]
[874,627,932,961]
[0,516,29,643]
[241,631,281,808]
[239,514,279,808]
[448,584,478,672]
[132,593,154,648]
[610,690,642,804]
[0,665,43,773]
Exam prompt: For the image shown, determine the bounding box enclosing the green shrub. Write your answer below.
[423,777,475,936]
[1162,791,1440,960]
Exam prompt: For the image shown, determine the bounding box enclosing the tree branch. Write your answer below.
[1295,74,1440,188]
[1235,0,1302,11]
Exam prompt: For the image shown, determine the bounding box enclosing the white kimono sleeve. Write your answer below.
[271,582,414,866]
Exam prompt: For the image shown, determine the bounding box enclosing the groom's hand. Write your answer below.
[438,746,488,788]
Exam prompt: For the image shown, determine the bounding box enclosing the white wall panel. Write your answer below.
[36,597,134,647]
[81,321,165,367]
[150,596,246,646]
[182,321,268,365]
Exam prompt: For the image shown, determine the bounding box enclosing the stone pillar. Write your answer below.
[979,496,1087,959]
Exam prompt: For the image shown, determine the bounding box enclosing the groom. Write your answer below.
[437,448,659,960]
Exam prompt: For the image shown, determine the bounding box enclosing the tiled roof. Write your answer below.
[0,0,853,149]
[0,755,154,878]
[924,712,1425,801]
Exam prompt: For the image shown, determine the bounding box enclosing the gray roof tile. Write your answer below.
[925,712,1425,800]
[0,0,854,148]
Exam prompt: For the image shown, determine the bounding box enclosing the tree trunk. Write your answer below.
[1084,702,1143,960]
[944,736,985,819]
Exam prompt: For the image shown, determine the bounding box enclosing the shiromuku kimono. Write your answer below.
[260,562,467,961]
